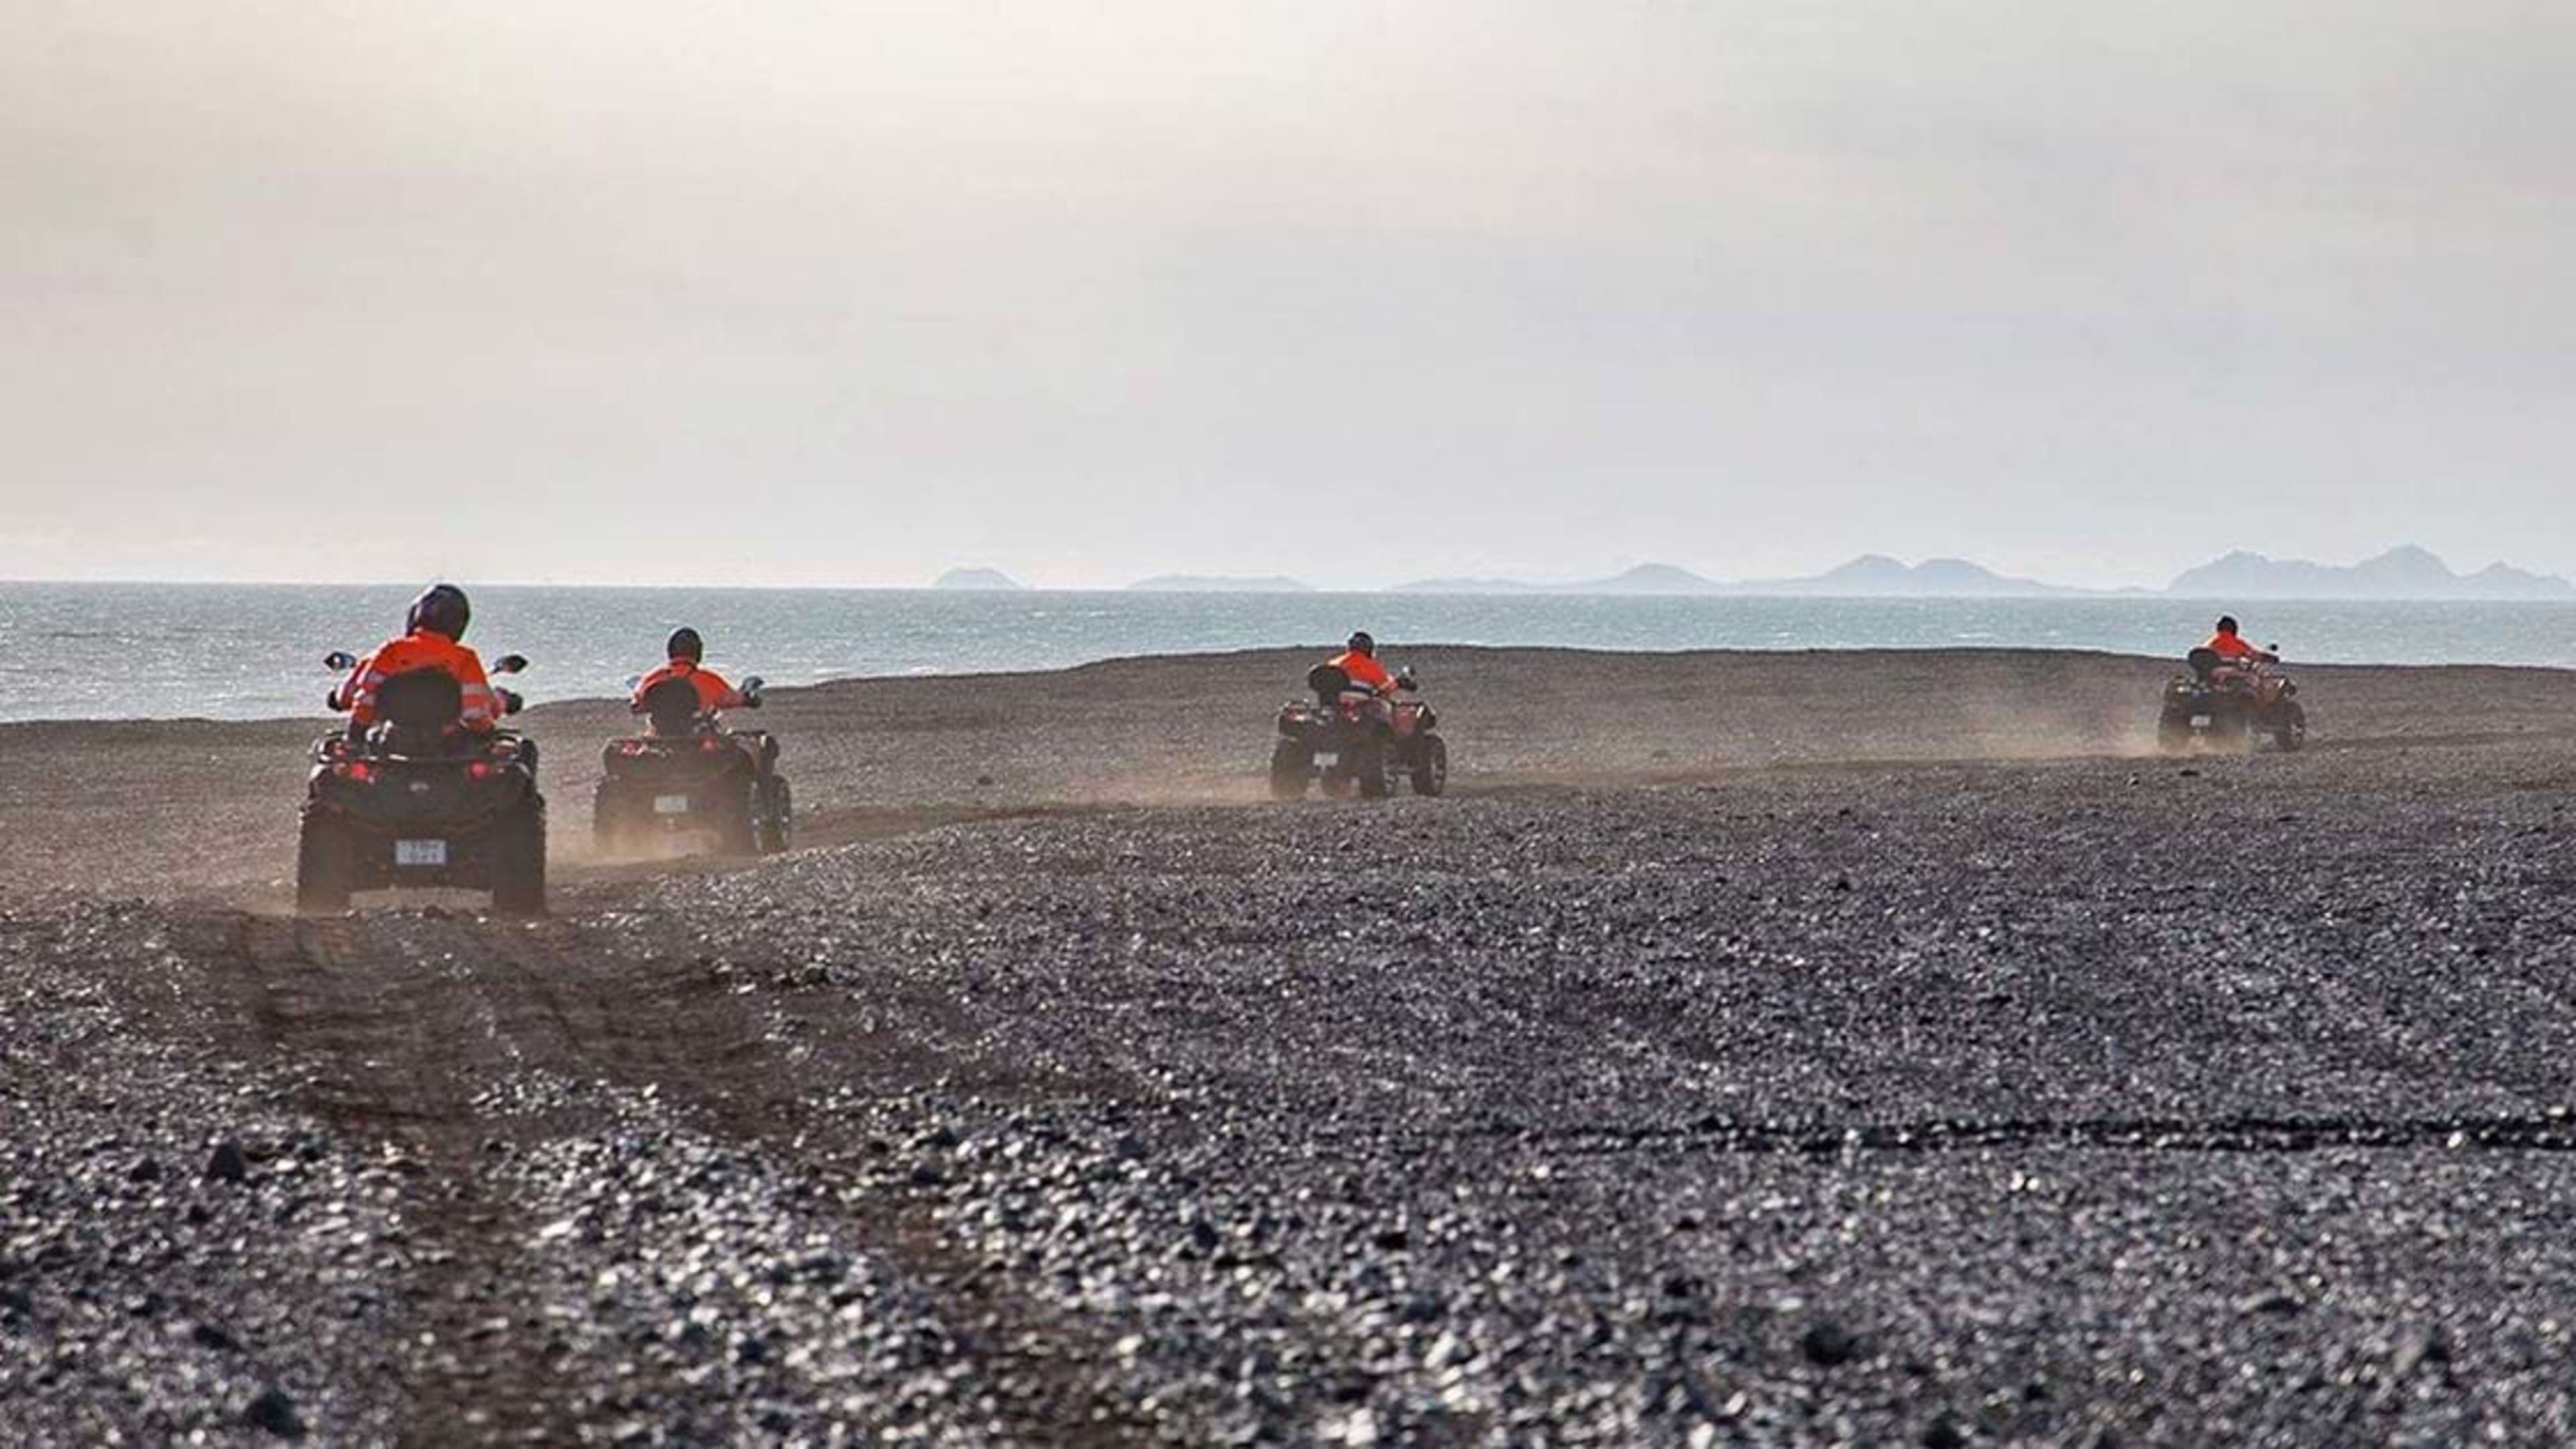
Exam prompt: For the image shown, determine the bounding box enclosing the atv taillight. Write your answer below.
[700,738,720,753]
[468,760,493,779]
[620,740,647,755]
[337,761,373,782]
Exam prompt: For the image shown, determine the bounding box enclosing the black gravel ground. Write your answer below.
[5,649,2576,1443]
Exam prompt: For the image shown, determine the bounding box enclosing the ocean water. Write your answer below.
[1,582,2571,724]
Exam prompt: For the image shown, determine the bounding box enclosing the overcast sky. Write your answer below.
[5,2,2569,588]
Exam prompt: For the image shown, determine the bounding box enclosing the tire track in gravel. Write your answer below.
[212,911,606,1443]
[200,900,1151,1443]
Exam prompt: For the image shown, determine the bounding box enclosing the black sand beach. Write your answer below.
[7,647,2576,1443]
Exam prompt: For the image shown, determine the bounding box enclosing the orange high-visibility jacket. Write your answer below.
[341,631,498,732]
[2204,631,2263,660]
[631,659,741,715]
[1328,649,1396,694]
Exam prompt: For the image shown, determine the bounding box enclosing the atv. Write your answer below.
[1270,663,1448,799]
[592,675,792,857]
[296,652,545,915]
[2158,647,2309,753]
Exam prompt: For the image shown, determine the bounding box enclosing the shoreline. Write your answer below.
[7,641,2576,731]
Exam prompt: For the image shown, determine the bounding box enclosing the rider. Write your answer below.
[2202,616,2277,665]
[631,628,753,727]
[1327,631,1397,696]
[337,584,500,735]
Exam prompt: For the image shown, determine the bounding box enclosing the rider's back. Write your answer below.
[347,631,496,731]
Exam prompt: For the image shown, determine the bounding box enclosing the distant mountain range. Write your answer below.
[1391,557,2086,596]
[1389,547,2573,600]
[940,548,2571,600]
[2165,546,2574,600]
[1754,555,2092,598]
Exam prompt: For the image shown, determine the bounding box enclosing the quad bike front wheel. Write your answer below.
[1269,739,1311,799]
[1409,734,1449,797]
[294,810,352,914]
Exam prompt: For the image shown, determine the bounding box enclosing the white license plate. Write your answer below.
[653,794,692,815]
[394,839,448,867]
[1311,753,1338,767]
[2189,715,2212,728]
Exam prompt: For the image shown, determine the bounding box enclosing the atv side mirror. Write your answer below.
[324,651,356,672]
[493,654,528,675]
[741,675,764,693]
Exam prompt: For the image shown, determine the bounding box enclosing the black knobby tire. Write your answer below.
[757,775,794,854]
[2275,704,2308,753]
[1269,739,1311,800]
[717,775,761,855]
[1409,734,1449,797]
[489,801,548,917]
[294,809,352,915]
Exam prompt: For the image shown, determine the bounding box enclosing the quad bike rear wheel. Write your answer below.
[488,802,548,917]
[2274,703,2308,753]
[755,775,794,853]
[294,810,352,914]
[2155,703,2194,754]
[716,781,759,855]
[1269,739,1311,799]
[1409,734,1449,797]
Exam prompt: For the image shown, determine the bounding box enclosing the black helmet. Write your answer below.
[2216,615,2239,635]
[667,627,704,663]
[1347,631,1375,656]
[406,583,470,641]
